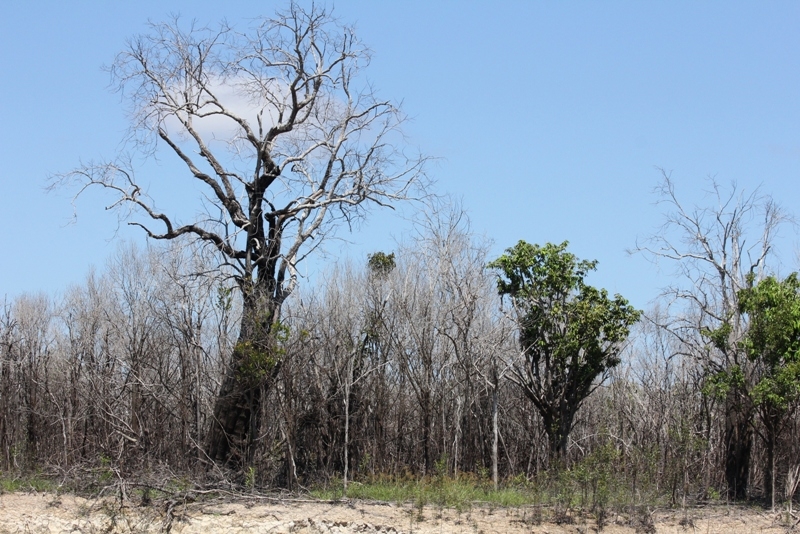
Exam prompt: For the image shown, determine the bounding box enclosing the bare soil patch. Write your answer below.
[0,492,793,533]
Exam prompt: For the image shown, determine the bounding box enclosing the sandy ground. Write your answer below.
[0,492,794,533]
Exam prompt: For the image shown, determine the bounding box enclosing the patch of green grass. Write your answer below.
[310,457,681,517]
[311,475,537,509]
[0,474,57,493]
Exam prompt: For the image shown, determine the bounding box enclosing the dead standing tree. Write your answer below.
[54,3,425,468]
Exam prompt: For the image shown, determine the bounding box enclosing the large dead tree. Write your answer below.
[55,3,425,468]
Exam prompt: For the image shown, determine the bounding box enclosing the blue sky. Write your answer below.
[2,1,799,310]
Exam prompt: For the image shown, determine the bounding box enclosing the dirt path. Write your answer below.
[0,492,791,533]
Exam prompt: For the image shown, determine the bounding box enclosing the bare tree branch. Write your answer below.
[52,2,428,467]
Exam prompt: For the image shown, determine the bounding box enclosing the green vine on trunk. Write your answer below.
[236,322,290,385]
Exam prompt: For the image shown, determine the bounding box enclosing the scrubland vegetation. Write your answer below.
[5,4,798,529]
[1,184,799,522]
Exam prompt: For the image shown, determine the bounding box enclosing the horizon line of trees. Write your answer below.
[1,180,799,507]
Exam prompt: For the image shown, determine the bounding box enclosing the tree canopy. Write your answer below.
[489,240,641,459]
[738,273,800,506]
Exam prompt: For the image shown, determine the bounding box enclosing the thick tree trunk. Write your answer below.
[491,384,499,491]
[764,413,778,510]
[541,403,573,465]
[724,397,752,500]
[206,287,279,468]
[205,362,264,466]
[766,431,775,510]
[551,423,570,464]
[343,381,350,494]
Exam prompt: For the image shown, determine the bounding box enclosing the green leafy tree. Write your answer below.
[489,241,641,461]
[737,274,800,508]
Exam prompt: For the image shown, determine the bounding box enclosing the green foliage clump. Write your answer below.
[235,340,278,383]
[236,322,290,385]
[703,364,745,399]
[367,251,396,277]
[739,273,800,410]
[489,240,641,458]
[703,273,800,411]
